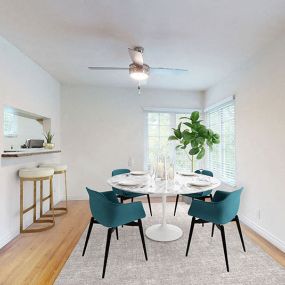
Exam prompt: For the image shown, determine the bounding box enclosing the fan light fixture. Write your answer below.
[129,63,150,81]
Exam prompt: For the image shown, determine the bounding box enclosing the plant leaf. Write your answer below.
[174,129,182,139]
[190,111,199,122]
[183,122,193,128]
[197,147,205,160]
[168,135,178,141]
[189,147,200,155]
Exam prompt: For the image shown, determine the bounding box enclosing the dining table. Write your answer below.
[107,172,221,242]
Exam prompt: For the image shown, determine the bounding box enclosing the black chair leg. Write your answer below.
[115,227,119,240]
[202,197,206,227]
[186,217,195,256]
[120,198,124,227]
[147,194,152,216]
[210,194,213,201]
[82,217,94,256]
[138,219,148,261]
[131,198,134,202]
[102,228,113,278]
[220,225,229,272]
[174,194,179,216]
[211,223,215,237]
[235,215,246,252]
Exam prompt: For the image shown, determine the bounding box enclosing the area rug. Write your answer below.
[55,203,285,285]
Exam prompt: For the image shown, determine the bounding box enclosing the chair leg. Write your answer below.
[102,228,113,278]
[138,219,148,261]
[116,227,119,240]
[146,194,152,216]
[202,197,205,227]
[131,198,134,202]
[211,223,215,237]
[220,225,229,272]
[234,215,246,252]
[82,217,94,256]
[120,197,124,227]
[174,194,179,216]
[186,217,195,256]
[210,194,213,201]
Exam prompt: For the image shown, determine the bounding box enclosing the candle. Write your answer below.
[157,162,164,178]
[168,166,174,180]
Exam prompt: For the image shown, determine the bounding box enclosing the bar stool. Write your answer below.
[39,163,68,217]
[19,167,55,233]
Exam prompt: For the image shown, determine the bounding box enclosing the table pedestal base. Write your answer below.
[146,224,183,242]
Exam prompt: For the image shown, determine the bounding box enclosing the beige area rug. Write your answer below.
[56,203,285,285]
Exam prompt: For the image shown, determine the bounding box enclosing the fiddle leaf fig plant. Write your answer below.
[168,111,220,171]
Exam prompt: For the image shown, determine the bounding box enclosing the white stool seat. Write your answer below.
[19,167,54,179]
[39,163,67,172]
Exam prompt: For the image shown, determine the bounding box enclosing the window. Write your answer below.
[4,112,18,137]
[205,99,236,185]
[145,110,201,172]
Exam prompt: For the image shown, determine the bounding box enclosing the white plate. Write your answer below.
[187,181,211,187]
[117,180,140,186]
[130,171,149,176]
[178,171,197,176]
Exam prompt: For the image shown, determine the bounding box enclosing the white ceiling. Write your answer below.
[1,0,285,91]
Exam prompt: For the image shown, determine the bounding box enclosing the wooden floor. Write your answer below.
[0,199,284,285]
[0,201,90,285]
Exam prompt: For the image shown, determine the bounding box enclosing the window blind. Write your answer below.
[206,100,236,185]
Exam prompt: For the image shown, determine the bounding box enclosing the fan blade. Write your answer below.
[128,48,144,66]
[88,67,128,70]
[151,67,188,72]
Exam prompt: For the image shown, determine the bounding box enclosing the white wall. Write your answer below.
[205,38,285,251]
[61,86,203,199]
[0,36,62,248]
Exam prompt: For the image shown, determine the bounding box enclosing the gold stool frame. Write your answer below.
[40,170,68,218]
[20,175,55,233]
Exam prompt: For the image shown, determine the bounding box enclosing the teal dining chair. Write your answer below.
[82,187,148,278]
[112,169,152,216]
[186,188,246,272]
[174,169,213,216]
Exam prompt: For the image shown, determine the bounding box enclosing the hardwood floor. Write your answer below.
[0,199,284,285]
[0,201,90,285]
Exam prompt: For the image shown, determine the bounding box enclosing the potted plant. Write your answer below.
[168,111,220,171]
[43,130,55,149]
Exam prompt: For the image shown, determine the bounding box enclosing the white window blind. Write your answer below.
[144,111,201,172]
[206,100,236,185]
[4,112,18,137]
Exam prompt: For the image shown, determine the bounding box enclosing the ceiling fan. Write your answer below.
[88,47,188,94]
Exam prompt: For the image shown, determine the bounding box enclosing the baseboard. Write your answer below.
[68,195,88,200]
[67,193,174,200]
[0,229,19,249]
[239,214,285,253]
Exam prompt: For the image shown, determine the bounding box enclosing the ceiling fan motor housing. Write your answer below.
[129,63,150,80]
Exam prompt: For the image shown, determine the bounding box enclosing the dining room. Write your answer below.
[0,1,285,284]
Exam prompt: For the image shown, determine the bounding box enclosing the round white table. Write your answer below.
[107,173,220,242]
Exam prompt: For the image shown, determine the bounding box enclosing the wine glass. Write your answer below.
[148,164,155,185]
